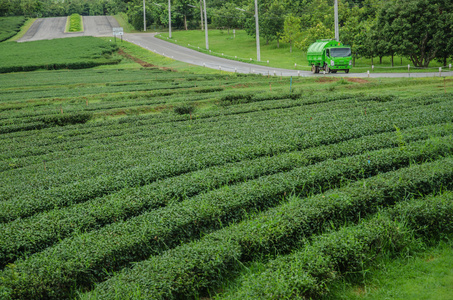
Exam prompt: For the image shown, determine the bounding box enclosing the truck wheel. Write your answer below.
[325,65,330,73]
[345,69,350,74]
[311,65,316,74]
[315,66,320,73]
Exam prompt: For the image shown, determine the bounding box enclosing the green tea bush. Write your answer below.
[81,162,453,300]
[173,103,195,115]
[40,112,92,126]
[1,97,452,222]
[1,143,452,299]
[0,37,120,73]
[219,192,453,299]
[2,124,450,265]
[0,16,25,42]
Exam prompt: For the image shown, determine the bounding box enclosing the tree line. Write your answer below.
[1,0,451,67]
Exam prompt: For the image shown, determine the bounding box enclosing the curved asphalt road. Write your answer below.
[19,17,452,78]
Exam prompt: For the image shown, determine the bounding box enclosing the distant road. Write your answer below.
[19,17,452,78]
[18,16,119,42]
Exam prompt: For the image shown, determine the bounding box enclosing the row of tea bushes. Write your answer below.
[218,192,453,299]
[2,124,450,264]
[2,95,451,214]
[0,140,452,298]
[80,160,453,300]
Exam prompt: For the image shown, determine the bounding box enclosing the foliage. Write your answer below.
[280,14,301,53]
[218,192,453,299]
[68,13,82,32]
[0,36,119,73]
[173,103,195,115]
[377,0,453,67]
[0,16,26,42]
[212,2,241,34]
[296,22,334,50]
[80,161,453,299]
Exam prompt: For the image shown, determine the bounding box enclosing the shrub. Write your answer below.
[174,103,195,115]
[40,112,92,126]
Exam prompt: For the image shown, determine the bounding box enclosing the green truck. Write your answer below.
[307,39,352,74]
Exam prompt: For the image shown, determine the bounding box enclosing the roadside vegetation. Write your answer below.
[0,37,120,73]
[0,36,452,298]
[66,13,83,32]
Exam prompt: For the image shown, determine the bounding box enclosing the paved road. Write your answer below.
[18,16,119,42]
[123,33,453,78]
[19,17,452,78]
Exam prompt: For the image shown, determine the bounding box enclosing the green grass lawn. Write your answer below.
[327,239,453,300]
[157,29,451,73]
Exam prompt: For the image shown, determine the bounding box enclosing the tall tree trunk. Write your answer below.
[277,39,280,48]
[391,53,394,67]
[379,56,382,64]
[184,15,187,30]
[290,41,292,53]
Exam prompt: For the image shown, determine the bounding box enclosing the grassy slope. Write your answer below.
[157,29,451,73]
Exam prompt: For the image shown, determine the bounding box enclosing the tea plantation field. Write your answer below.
[0,49,452,299]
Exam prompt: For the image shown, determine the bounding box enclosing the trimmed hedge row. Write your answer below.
[1,139,452,299]
[218,192,453,300]
[0,37,120,74]
[2,96,451,217]
[0,16,26,42]
[1,92,366,198]
[1,123,452,265]
[80,160,453,300]
[68,14,82,32]
[1,91,448,167]
[0,91,360,158]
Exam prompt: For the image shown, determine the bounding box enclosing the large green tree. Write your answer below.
[280,14,301,53]
[260,0,286,46]
[377,0,453,67]
[212,2,241,34]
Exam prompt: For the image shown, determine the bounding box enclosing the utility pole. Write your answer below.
[203,0,208,49]
[334,0,339,41]
[200,0,203,30]
[254,0,260,61]
[168,0,172,38]
[143,0,146,31]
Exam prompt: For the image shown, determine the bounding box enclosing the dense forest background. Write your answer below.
[1,0,452,67]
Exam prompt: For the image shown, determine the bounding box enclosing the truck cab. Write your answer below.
[307,40,352,74]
